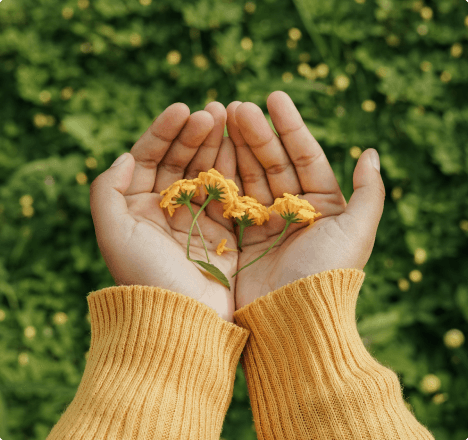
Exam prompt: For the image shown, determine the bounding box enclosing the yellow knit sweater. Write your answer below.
[46,268,435,439]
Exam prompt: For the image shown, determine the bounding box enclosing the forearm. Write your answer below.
[233,268,435,440]
[47,285,250,440]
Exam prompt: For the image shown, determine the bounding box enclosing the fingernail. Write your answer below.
[369,149,380,172]
[111,153,128,167]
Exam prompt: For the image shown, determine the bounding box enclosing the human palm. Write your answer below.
[90,102,240,323]
[226,92,385,311]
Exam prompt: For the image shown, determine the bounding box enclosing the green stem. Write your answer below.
[232,220,293,277]
[186,202,210,263]
[237,222,246,252]
[187,195,214,262]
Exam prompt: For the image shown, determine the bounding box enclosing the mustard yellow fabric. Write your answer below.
[46,268,435,439]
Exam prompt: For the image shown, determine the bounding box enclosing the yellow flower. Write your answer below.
[229,195,270,225]
[268,193,321,226]
[221,196,250,220]
[216,238,238,255]
[160,178,202,216]
[197,169,239,205]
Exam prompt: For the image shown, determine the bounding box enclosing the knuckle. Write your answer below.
[292,151,323,169]
[266,161,292,175]
[160,161,185,174]
[377,182,386,200]
[240,172,264,184]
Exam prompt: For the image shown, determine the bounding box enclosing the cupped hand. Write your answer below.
[90,102,240,323]
[226,91,386,311]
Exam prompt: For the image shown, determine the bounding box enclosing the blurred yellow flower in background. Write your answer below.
[167,50,181,65]
[362,100,376,112]
[398,278,410,291]
[20,195,33,206]
[24,326,36,339]
[241,37,253,51]
[62,7,74,19]
[39,90,51,104]
[76,172,88,185]
[61,87,74,100]
[244,2,256,13]
[420,6,433,20]
[444,329,464,348]
[193,54,209,70]
[409,269,422,282]
[53,312,68,325]
[288,28,302,41]
[420,374,441,393]
[414,248,427,264]
[350,146,362,159]
[18,353,29,366]
[432,393,448,405]
[85,157,98,169]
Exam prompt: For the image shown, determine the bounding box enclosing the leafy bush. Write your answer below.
[1,0,467,438]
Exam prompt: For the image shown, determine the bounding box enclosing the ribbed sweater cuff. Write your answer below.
[46,285,250,440]
[233,268,434,440]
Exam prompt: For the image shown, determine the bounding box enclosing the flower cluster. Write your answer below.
[159,168,321,288]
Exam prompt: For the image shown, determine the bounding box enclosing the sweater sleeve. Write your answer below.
[46,285,250,440]
[233,268,435,440]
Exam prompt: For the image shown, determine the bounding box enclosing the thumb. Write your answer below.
[343,148,386,243]
[90,152,136,245]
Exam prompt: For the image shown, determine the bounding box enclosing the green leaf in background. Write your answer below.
[397,194,420,226]
[62,114,98,152]
[455,285,468,323]
[193,260,230,289]
[0,387,10,439]
[357,309,401,345]
[404,230,430,254]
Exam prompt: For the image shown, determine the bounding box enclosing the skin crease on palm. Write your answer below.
[90,91,385,324]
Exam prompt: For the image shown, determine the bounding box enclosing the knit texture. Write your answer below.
[46,285,250,440]
[233,268,435,440]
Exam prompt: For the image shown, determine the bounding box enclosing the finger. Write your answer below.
[126,103,190,195]
[186,101,227,206]
[226,101,273,206]
[154,110,215,193]
[235,101,302,200]
[90,153,136,247]
[340,149,385,243]
[205,136,239,233]
[266,91,341,196]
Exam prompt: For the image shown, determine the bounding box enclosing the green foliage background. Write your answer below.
[1,0,468,438]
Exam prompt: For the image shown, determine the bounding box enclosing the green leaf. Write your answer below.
[455,285,468,322]
[193,260,230,289]
[404,230,429,254]
[62,114,98,151]
[397,194,420,226]
[0,387,10,438]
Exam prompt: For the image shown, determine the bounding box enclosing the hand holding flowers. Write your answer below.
[90,102,242,323]
[90,91,385,324]
[159,169,322,288]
